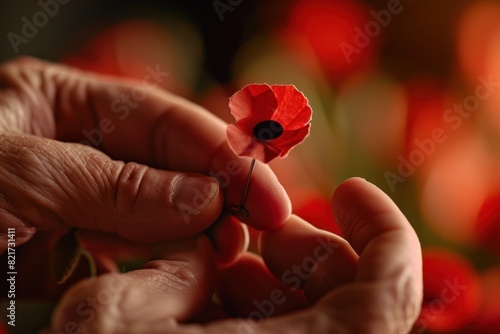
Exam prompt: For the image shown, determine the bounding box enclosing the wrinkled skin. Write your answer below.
[0,58,422,333]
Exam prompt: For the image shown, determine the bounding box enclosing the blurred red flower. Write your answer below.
[63,20,189,97]
[0,321,8,334]
[465,267,500,333]
[294,197,342,236]
[402,79,453,169]
[227,84,312,163]
[476,192,500,255]
[281,0,376,80]
[64,20,167,78]
[414,249,481,333]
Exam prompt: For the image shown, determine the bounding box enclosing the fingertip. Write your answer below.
[210,142,291,231]
[331,177,369,208]
[330,177,422,288]
[240,161,292,230]
[114,168,224,243]
[331,177,395,244]
[204,215,249,268]
[259,215,358,301]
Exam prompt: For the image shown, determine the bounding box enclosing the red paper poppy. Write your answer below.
[226,84,312,163]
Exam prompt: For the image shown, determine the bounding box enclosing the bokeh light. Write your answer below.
[418,249,482,332]
[280,0,378,81]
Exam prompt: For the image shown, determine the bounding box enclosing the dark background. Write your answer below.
[0,0,473,83]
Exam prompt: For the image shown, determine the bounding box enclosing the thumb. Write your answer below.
[0,133,223,243]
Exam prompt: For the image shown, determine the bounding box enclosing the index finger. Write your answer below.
[0,58,291,230]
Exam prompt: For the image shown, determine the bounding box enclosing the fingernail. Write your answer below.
[173,176,220,215]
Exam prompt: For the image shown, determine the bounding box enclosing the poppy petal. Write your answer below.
[227,125,281,163]
[272,125,311,158]
[271,85,313,130]
[233,117,258,137]
[227,83,312,163]
[229,84,278,123]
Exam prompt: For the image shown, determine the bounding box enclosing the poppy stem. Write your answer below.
[231,158,255,217]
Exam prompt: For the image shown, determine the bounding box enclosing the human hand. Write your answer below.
[48,177,423,333]
[0,56,290,297]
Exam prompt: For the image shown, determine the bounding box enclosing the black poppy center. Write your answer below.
[253,120,284,141]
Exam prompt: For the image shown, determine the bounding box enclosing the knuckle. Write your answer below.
[113,162,149,215]
[0,56,41,73]
[142,260,200,290]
